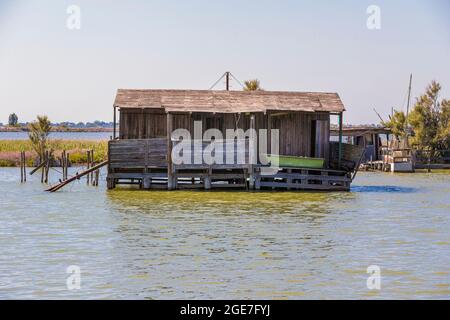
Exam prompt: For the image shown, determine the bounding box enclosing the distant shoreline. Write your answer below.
[0,127,113,133]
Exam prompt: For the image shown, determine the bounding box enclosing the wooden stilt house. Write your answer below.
[107,89,362,191]
[330,126,391,163]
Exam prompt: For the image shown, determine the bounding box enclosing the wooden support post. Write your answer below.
[321,171,329,186]
[113,106,117,139]
[204,167,212,190]
[107,177,114,190]
[301,169,308,185]
[255,177,261,190]
[338,112,343,170]
[254,167,261,190]
[143,176,151,189]
[267,112,272,155]
[286,169,292,190]
[249,114,255,190]
[167,113,174,190]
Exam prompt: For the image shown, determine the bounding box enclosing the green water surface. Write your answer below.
[0,168,449,299]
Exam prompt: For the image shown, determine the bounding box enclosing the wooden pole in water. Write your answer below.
[41,154,45,183]
[44,151,50,184]
[20,151,23,183]
[23,151,26,182]
[90,149,94,185]
[167,112,174,190]
[94,169,99,186]
[86,150,91,185]
[65,152,70,180]
[61,150,66,181]
[338,112,343,170]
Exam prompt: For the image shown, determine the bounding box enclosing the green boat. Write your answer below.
[266,154,325,169]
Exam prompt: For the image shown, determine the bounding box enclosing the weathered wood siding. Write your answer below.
[119,109,167,139]
[270,112,329,158]
[109,138,167,169]
[118,109,330,160]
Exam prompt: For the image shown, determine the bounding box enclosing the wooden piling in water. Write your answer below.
[40,155,45,183]
[20,151,24,183]
[61,150,66,181]
[44,151,50,184]
[86,150,91,185]
[94,169,99,186]
[90,149,94,185]
[22,151,26,182]
[65,152,70,180]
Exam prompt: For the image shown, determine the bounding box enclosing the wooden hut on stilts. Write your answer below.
[107,89,363,191]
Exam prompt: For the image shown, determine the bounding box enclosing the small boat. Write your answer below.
[266,154,325,169]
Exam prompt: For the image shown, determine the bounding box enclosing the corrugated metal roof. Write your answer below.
[114,89,345,113]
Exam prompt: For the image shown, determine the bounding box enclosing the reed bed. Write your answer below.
[0,140,108,166]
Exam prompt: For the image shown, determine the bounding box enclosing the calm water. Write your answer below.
[0,168,449,299]
[0,131,111,140]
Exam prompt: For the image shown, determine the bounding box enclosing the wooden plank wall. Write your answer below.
[109,138,167,169]
[119,109,330,159]
[119,109,167,139]
[271,112,329,157]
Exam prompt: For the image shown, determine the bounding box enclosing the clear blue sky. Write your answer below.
[0,0,449,124]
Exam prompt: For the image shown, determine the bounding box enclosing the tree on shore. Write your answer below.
[8,113,18,126]
[244,79,263,91]
[383,110,407,139]
[408,81,449,151]
[28,115,52,161]
[381,81,449,152]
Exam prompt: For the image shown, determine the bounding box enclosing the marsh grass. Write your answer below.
[0,140,107,166]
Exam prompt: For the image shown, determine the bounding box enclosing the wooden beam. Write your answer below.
[249,114,255,189]
[267,112,272,155]
[113,106,117,140]
[338,112,343,169]
[167,112,174,190]
[46,160,109,192]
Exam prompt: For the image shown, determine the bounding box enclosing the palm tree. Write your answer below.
[244,79,263,91]
[28,115,52,161]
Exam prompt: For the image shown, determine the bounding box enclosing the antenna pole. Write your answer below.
[225,71,230,91]
[405,74,413,139]
[406,74,413,118]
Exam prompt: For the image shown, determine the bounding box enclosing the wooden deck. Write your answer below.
[107,138,354,191]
